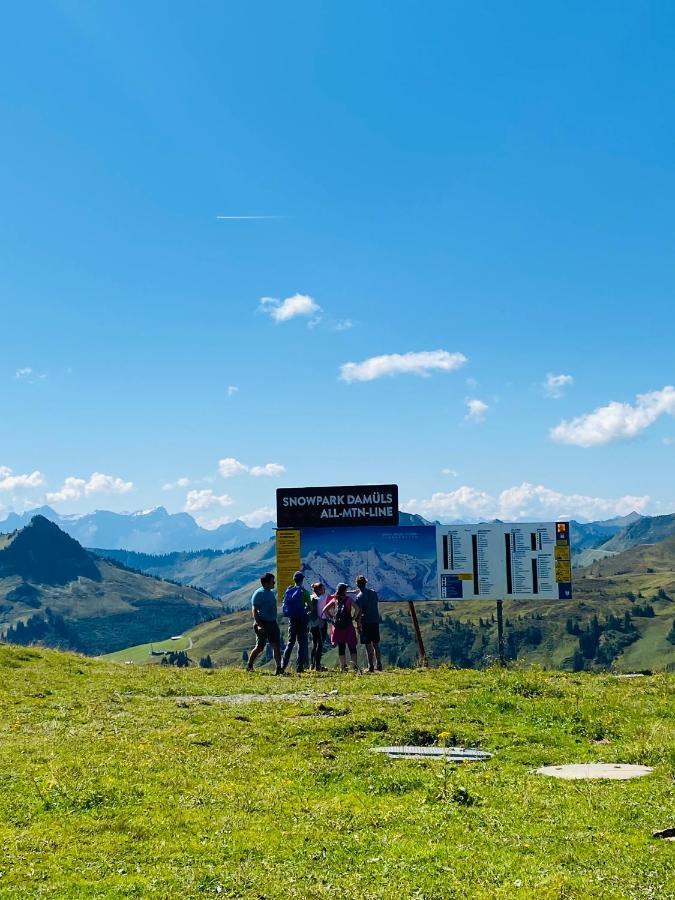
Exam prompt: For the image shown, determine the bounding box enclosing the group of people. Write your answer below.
[247,570,383,675]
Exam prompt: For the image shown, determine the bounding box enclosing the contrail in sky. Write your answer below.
[216,215,285,220]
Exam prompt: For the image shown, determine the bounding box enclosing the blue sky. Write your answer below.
[2,1,675,526]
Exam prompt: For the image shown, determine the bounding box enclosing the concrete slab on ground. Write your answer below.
[536,763,653,780]
[371,746,492,761]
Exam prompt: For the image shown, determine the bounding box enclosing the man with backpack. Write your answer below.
[280,570,311,674]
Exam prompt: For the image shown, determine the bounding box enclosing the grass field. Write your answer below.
[101,634,192,663]
[0,644,673,899]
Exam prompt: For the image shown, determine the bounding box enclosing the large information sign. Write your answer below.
[277,485,399,529]
[437,521,572,601]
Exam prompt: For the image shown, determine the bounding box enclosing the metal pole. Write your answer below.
[496,598,505,666]
[408,600,429,668]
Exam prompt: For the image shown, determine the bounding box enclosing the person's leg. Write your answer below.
[338,641,347,671]
[349,643,359,672]
[297,621,309,673]
[310,626,320,670]
[374,642,383,671]
[365,642,376,672]
[271,642,282,673]
[247,630,266,670]
[281,618,298,672]
[314,626,323,670]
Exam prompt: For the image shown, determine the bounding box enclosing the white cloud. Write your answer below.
[218,457,250,478]
[249,463,285,478]
[46,477,86,503]
[227,385,239,397]
[333,318,353,332]
[403,482,650,523]
[441,468,459,477]
[543,373,574,399]
[340,350,467,383]
[240,505,276,527]
[551,385,675,447]
[260,293,321,323]
[46,472,133,503]
[14,367,46,384]
[0,469,45,492]
[162,477,191,491]
[184,489,234,514]
[184,489,235,527]
[465,398,489,423]
[85,473,133,495]
[200,514,236,529]
[218,458,286,479]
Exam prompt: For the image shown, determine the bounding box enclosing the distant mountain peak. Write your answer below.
[0,515,101,586]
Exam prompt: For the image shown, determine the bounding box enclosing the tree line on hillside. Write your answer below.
[3,608,82,652]
[101,556,219,598]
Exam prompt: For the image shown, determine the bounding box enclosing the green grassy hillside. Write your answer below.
[104,589,675,672]
[0,644,672,899]
[93,540,275,605]
[98,535,675,672]
[601,512,675,552]
[0,518,224,656]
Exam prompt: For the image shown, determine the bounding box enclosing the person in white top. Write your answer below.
[309,582,329,671]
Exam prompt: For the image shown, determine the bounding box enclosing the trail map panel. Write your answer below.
[298,525,436,600]
[437,521,572,601]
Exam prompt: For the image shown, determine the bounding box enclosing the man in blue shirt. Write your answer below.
[281,570,311,674]
[355,574,383,672]
[246,572,283,675]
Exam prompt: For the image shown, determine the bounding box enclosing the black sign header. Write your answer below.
[277,484,399,529]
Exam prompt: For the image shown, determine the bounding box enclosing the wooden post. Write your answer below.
[408,600,429,668]
[496,598,505,666]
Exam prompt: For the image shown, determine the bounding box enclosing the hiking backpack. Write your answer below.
[282,585,306,618]
[334,597,351,629]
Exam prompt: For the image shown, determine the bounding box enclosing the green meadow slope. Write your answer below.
[102,535,675,673]
[106,587,675,673]
[0,517,224,655]
[0,645,673,899]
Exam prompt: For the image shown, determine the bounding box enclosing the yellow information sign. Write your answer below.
[275,529,301,602]
[554,544,571,583]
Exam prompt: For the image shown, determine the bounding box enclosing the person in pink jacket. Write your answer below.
[323,583,358,672]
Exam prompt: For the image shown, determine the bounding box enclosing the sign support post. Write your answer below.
[408,600,428,668]
[496,599,505,666]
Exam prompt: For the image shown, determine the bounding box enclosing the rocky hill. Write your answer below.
[600,513,675,553]
[0,516,224,655]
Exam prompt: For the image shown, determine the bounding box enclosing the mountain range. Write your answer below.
[0,506,275,553]
[0,505,657,558]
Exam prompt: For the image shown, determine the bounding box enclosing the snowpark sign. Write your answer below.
[276,484,399,529]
